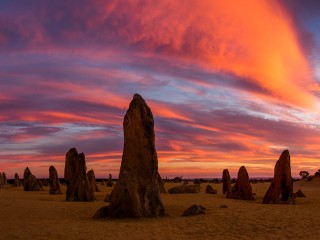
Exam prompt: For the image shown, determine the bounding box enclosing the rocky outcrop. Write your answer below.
[182,205,206,216]
[226,166,254,200]
[263,150,294,204]
[14,173,20,187]
[87,169,99,192]
[168,184,201,194]
[23,167,42,191]
[64,148,95,201]
[95,94,166,218]
[49,166,62,195]
[222,169,231,194]
[205,185,217,194]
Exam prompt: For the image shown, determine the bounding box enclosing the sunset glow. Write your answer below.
[0,0,320,179]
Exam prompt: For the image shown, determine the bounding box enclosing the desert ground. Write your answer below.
[0,179,319,240]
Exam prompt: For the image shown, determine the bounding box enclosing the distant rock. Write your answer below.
[263,150,295,204]
[168,184,201,194]
[173,176,182,183]
[14,173,20,187]
[205,185,217,194]
[23,167,42,191]
[0,173,4,189]
[2,172,7,185]
[64,148,95,201]
[49,166,62,195]
[182,205,206,216]
[99,94,166,218]
[222,169,231,195]
[226,166,254,200]
[106,174,113,187]
[293,189,306,198]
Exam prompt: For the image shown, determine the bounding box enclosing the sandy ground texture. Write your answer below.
[0,179,320,240]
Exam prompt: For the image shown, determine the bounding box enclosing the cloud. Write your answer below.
[1,0,318,107]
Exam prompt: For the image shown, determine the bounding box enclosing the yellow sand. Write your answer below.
[0,180,319,240]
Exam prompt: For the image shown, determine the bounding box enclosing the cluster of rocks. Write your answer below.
[226,166,254,200]
[221,150,298,205]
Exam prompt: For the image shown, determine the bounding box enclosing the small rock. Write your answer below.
[182,205,206,216]
[293,189,306,198]
[168,184,200,194]
[205,185,217,194]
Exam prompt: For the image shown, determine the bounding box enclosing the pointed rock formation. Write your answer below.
[49,166,62,195]
[97,94,166,218]
[14,173,20,187]
[222,169,231,194]
[64,148,95,201]
[23,167,42,191]
[168,184,201,194]
[2,172,7,185]
[263,150,294,204]
[87,169,99,192]
[226,166,254,200]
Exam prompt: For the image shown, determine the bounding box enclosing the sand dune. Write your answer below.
[0,181,319,240]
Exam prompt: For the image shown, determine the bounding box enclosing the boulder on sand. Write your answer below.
[168,184,201,194]
[293,189,306,198]
[205,185,217,194]
[182,205,206,216]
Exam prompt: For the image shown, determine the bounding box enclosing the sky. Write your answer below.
[1,0,320,179]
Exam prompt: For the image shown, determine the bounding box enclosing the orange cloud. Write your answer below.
[92,0,316,108]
